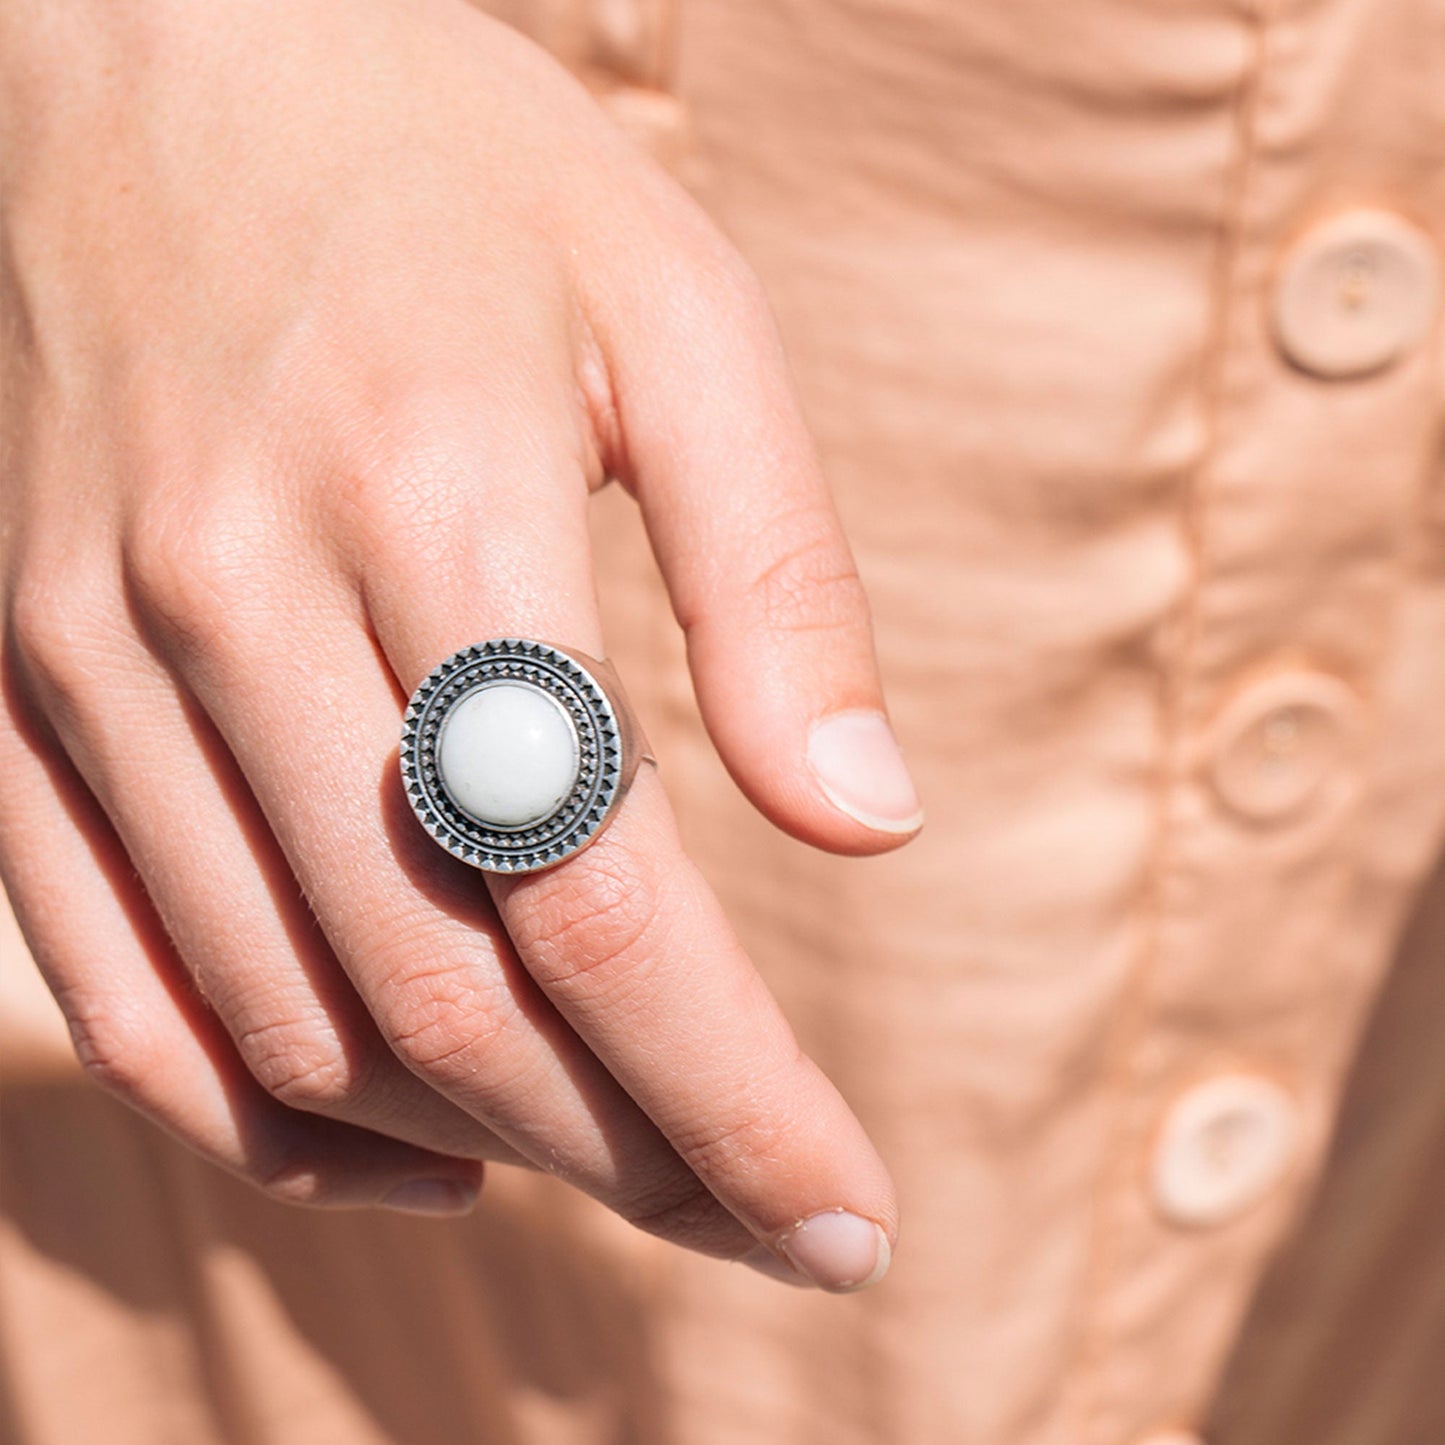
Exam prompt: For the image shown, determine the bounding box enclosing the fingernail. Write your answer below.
[775,1210,892,1292]
[806,711,923,834]
[381,1178,478,1217]
[736,1242,816,1288]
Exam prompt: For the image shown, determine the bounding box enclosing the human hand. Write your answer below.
[0,0,921,1290]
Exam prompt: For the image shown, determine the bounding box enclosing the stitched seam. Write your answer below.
[658,0,679,93]
[1063,4,1280,1440]
[588,0,677,93]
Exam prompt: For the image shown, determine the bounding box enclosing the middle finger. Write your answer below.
[354,424,898,1286]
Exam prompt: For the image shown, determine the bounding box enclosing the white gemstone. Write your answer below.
[435,683,580,829]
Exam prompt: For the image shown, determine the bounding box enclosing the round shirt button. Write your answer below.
[1152,1075,1298,1228]
[1208,671,1360,826]
[1272,208,1439,378]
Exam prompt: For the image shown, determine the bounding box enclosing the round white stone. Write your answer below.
[436,683,580,829]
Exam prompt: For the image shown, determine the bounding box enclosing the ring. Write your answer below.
[400,638,654,874]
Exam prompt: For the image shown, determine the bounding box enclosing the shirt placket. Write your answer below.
[1071,2,1445,1442]
[584,0,691,167]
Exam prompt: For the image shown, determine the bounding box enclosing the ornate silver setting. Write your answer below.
[400,638,648,874]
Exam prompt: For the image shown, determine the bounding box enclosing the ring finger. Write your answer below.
[9,574,538,1168]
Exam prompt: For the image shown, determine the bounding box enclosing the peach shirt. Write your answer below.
[4,1,1445,1442]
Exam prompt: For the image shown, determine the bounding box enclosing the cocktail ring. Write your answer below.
[400,638,654,874]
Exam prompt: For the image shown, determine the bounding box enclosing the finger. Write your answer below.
[9,591,535,1170]
[124,428,767,1264]
[349,398,898,1289]
[492,763,898,1290]
[0,656,486,1216]
[575,215,924,851]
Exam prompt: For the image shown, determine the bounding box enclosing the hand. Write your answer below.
[0,0,921,1291]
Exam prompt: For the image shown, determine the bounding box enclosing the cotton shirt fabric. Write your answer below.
[4,1,1445,1441]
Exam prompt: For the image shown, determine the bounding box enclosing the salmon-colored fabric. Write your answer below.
[4,1,1445,1441]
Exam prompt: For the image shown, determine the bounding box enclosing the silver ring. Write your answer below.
[400,638,654,874]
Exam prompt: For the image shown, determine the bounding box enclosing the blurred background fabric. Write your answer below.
[5,0,1445,1441]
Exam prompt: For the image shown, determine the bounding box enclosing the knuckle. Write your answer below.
[666,240,776,347]
[348,493,465,594]
[712,255,778,334]
[743,515,871,638]
[666,1049,808,1178]
[121,489,276,664]
[55,986,157,1106]
[374,956,511,1082]
[8,567,125,710]
[253,1155,346,1210]
[657,202,770,309]
[615,1170,738,1249]
[235,1015,377,1114]
[673,1098,796,1180]
[508,850,666,1000]
[328,394,483,566]
[620,186,774,344]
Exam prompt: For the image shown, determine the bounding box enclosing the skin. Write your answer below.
[0,0,918,1283]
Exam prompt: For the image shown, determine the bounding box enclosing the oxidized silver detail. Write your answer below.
[401,638,645,874]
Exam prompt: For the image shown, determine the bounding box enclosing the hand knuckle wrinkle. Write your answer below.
[512,861,664,993]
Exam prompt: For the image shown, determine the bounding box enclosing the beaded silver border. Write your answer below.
[400,639,624,873]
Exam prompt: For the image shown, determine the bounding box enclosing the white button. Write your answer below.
[1208,671,1360,825]
[436,683,579,828]
[1152,1075,1298,1227]
[1272,209,1439,378]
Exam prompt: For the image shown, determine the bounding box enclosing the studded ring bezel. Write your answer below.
[401,639,623,873]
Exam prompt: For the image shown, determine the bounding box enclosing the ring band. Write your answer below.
[400,638,654,874]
